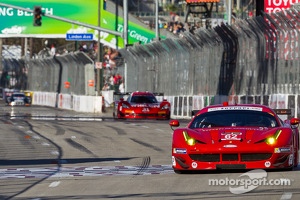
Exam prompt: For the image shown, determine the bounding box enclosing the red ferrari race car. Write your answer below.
[113,91,171,119]
[170,103,300,173]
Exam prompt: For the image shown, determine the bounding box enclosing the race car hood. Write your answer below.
[189,127,286,144]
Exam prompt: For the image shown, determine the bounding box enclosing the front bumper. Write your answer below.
[9,102,31,106]
[172,148,294,170]
[118,110,170,119]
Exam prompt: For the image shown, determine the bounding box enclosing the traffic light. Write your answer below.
[33,6,42,26]
[103,0,107,10]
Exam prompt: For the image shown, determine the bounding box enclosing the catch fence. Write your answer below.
[0,9,300,98]
[119,8,300,97]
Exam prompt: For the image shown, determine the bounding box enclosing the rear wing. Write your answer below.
[113,92,166,102]
[153,92,164,96]
[113,92,131,96]
[113,92,131,102]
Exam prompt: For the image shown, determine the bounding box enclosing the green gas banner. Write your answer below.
[99,9,156,48]
[0,0,157,48]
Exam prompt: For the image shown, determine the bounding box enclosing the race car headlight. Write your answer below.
[265,130,281,145]
[266,137,276,145]
[183,131,196,146]
[187,138,196,146]
[161,104,170,110]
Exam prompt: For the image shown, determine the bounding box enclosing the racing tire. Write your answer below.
[174,169,185,174]
[294,151,299,168]
[166,114,171,120]
[283,166,294,171]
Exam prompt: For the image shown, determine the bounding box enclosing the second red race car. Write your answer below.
[170,102,300,173]
[113,91,171,119]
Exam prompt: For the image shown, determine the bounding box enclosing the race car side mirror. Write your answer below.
[290,118,300,126]
[170,120,180,130]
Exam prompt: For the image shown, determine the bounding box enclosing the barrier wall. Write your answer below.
[29,91,299,119]
[33,92,57,107]
[32,92,104,113]
[72,95,102,113]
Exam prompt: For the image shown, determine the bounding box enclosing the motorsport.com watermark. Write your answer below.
[208,169,293,194]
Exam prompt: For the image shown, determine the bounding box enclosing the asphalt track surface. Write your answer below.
[0,103,299,200]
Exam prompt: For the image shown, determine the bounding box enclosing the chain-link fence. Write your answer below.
[1,9,300,98]
[119,9,300,96]
[1,52,95,96]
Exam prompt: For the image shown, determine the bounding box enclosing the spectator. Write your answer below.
[89,40,98,52]
[114,73,122,85]
[103,47,118,70]
[174,14,181,23]
[102,82,110,91]
[82,43,88,51]
[63,48,68,54]
[170,12,175,22]
[79,43,88,52]
[103,50,111,70]
[113,73,122,92]
[109,75,115,90]
[119,79,125,93]
[50,44,56,56]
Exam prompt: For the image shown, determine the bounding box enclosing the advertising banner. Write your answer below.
[99,9,157,48]
[264,0,300,13]
[0,0,157,48]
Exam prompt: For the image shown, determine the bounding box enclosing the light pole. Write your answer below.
[96,0,102,96]
[227,0,232,25]
[155,0,159,40]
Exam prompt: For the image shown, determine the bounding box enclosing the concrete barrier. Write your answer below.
[30,91,298,118]
[32,92,104,113]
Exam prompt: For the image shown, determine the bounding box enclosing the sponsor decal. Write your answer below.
[223,144,237,148]
[208,107,263,112]
[131,104,146,107]
[173,148,187,154]
[131,104,159,108]
[264,161,271,168]
[201,127,265,132]
[142,108,150,112]
[191,162,197,168]
[265,0,300,14]
[221,132,242,140]
[274,147,291,153]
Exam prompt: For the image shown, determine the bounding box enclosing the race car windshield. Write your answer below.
[129,95,158,103]
[12,94,25,97]
[190,110,279,128]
